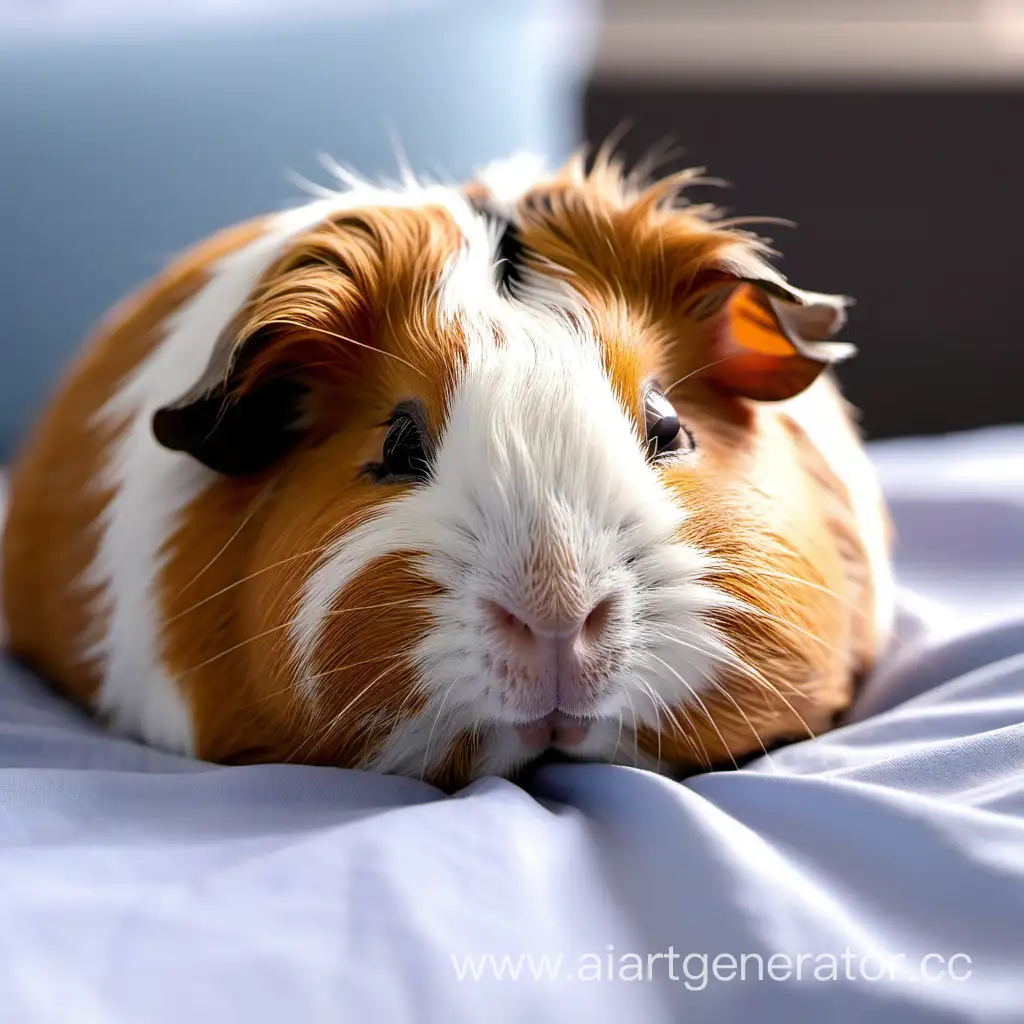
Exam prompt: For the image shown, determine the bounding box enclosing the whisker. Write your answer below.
[304,657,413,757]
[663,354,742,396]
[637,670,712,769]
[231,678,304,714]
[647,652,740,771]
[703,562,870,620]
[166,500,381,625]
[420,682,460,782]
[270,319,426,377]
[179,621,296,675]
[179,594,430,676]
[636,673,714,771]
[638,675,712,765]
[305,650,408,686]
[372,678,431,766]
[320,595,427,620]
[168,481,275,603]
[269,575,433,658]
[657,620,799,706]
[287,659,404,764]
[165,541,334,625]
[734,671,815,743]
[652,624,803,701]
[724,602,847,659]
[627,667,707,769]
[635,678,663,774]
[694,671,777,772]
[656,628,817,742]
[622,684,640,768]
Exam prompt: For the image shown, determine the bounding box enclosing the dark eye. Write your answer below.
[380,412,430,481]
[644,388,695,459]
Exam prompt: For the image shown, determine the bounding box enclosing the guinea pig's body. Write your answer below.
[2,154,893,787]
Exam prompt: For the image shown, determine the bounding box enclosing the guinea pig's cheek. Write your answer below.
[297,552,440,767]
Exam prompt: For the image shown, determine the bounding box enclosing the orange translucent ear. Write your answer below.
[698,280,855,401]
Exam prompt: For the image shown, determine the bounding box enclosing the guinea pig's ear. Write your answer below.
[689,278,855,401]
[152,328,318,477]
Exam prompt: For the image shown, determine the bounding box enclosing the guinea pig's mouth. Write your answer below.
[514,711,591,752]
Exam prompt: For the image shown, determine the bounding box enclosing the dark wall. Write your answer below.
[586,83,1024,440]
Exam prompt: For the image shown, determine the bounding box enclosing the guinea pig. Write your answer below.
[1,151,894,789]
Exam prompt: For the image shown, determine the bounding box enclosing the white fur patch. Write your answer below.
[474,152,550,213]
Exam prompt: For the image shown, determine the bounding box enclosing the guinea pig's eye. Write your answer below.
[644,387,695,459]
[380,412,430,481]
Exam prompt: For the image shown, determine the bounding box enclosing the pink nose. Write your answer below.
[483,596,616,717]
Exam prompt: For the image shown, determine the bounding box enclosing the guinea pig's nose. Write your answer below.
[483,596,616,705]
[485,597,614,653]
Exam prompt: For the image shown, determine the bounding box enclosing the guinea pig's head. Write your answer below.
[152,155,870,788]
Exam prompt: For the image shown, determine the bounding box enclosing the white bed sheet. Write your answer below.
[1,427,1023,1023]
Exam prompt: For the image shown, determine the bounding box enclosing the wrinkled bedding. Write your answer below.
[1,428,1023,1023]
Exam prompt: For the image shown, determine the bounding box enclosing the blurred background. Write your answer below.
[2,0,1021,461]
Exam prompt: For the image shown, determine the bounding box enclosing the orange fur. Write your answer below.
[229,206,465,433]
